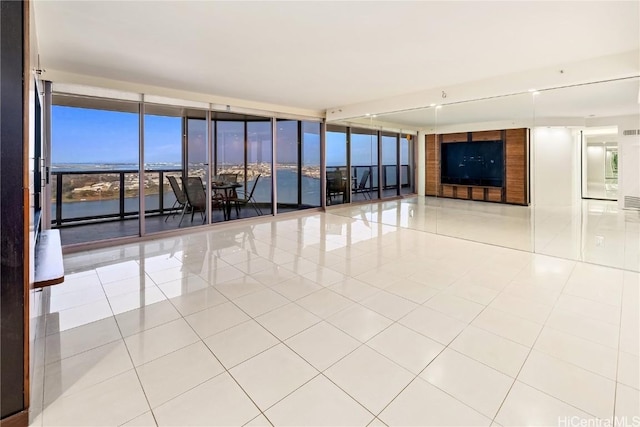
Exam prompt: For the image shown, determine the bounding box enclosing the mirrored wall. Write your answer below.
[329,77,640,272]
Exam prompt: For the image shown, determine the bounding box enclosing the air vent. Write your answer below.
[624,196,640,210]
[622,129,640,136]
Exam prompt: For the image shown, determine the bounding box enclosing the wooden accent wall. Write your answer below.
[424,128,528,206]
[425,134,438,196]
[505,128,528,205]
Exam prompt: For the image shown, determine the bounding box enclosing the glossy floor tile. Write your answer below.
[31,198,638,426]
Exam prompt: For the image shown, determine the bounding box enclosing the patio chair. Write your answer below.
[180,177,226,225]
[326,170,346,204]
[165,175,188,222]
[230,174,262,217]
[352,169,371,199]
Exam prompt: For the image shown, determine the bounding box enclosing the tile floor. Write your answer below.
[30,199,639,426]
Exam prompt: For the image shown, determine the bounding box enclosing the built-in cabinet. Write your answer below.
[425,128,529,205]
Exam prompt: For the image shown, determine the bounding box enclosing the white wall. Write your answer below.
[532,127,580,207]
[618,116,640,209]
[586,145,605,189]
[587,115,640,209]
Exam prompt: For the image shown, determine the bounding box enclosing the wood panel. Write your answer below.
[425,134,439,196]
[471,187,485,200]
[472,130,502,141]
[505,128,527,205]
[441,185,454,198]
[456,186,470,199]
[487,187,503,202]
[441,132,468,143]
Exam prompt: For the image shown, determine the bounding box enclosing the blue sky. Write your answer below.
[52,105,407,166]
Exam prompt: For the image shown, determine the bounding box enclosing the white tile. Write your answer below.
[399,306,466,345]
[302,266,347,287]
[367,417,387,427]
[618,351,640,390]
[330,278,381,302]
[233,288,289,317]
[156,275,209,298]
[124,318,199,366]
[136,342,224,408]
[518,350,615,420]
[42,370,149,426]
[251,265,298,287]
[185,301,250,339]
[167,286,228,316]
[615,383,640,418]
[367,323,444,374]
[360,291,418,321]
[244,414,271,426]
[450,326,529,377]
[534,327,618,380]
[121,411,157,426]
[327,304,393,342]
[48,285,108,313]
[96,261,142,284]
[325,345,414,414]
[147,266,198,286]
[495,381,592,427]
[140,254,183,273]
[204,320,278,369]
[108,286,167,315]
[213,277,267,300]
[285,321,360,371]
[555,294,621,325]
[421,349,513,418]
[545,310,619,349]
[488,294,552,324]
[45,299,114,335]
[443,282,500,306]
[265,375,373,426]
[424,294,485,323]
[152,372,260,426]
[44,317,122,364]
[115,300,181,338]
[101,275,157,299]
[471,307,542,347]
[230,344,317,410]
[43,340,132,405]
[379,378,491,426]
[256,303,320,340]
[384,279,438,304]
[297,289,354,319]
[270,276,322,301]
[501,282,560,306]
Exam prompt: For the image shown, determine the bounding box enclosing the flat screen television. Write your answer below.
[441,140,504,187]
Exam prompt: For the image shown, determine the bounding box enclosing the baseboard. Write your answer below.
[0,410,28,427]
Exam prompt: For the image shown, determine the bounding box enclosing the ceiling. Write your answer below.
[34,1,639,113]
[366,77,640,130]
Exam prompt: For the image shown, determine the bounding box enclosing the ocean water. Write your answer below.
[53,169,320,222]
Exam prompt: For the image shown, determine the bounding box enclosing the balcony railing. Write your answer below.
[51,164,411,227]
[51,168,181,226]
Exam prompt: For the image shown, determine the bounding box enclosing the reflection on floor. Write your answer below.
[330,197,639,272]
[29,199,639,426]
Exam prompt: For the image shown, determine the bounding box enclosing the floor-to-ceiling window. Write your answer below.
[212,113,272,220]
[143,104,185,232]
[351,128,378,201]
[276,120,322,211]
[301,121,321,207]
[326,125,349,205]
[51,95,140,245]
[381,132,399,198]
